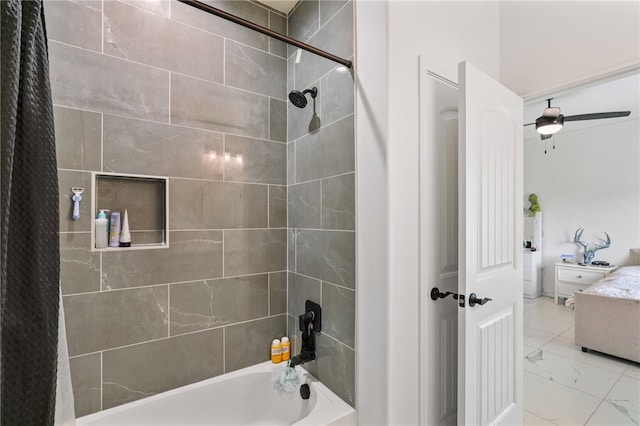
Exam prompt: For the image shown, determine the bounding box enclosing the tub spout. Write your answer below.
[289,350,315,368]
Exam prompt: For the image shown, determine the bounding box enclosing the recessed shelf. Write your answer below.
[91,172,169,252]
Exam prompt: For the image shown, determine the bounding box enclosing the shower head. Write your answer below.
[288,87,318,109]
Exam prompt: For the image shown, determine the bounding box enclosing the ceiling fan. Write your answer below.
[525,98,631,140]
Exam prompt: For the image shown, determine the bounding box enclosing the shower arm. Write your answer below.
[176,0,353,69]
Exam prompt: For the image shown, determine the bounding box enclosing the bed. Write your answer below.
[574,265,640,363]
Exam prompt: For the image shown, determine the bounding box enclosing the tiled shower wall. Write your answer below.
[47,0,289,416]
[286,0,356,407]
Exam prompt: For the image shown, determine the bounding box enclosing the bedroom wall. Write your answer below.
[524,118,640,296]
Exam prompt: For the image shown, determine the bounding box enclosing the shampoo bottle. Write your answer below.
[95,209,109,249]
[281,336,290,361]
[109,211,121,247]
[271,339,282,364]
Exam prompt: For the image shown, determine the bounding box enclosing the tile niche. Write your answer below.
[92,173,169,250]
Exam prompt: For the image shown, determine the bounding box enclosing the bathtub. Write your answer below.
[77,361,356,425]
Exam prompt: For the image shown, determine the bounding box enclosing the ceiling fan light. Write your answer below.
[535,115,564,135]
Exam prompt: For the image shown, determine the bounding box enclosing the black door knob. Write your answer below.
[468,293,492,307]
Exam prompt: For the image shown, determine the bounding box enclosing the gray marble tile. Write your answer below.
[69,353,102,417]
[288,228,296,272]
[293,4,353,91]
[288,0,319,47]
[102,329,224,409]
[169,275,268,335]
[44,0,102,52]
[270,98,287,143]
[225,40,286,99]
[288,180,321,229]
[295,230,355,288]
[225,315,286,372]
[97,176,165,234]
[269,185,287,229]
[102,231,223,289]
[322,282,354,347]
[287,273,321,320]
[171,0,269,52]
[269,11,287,58]
[104,1,224,83]
[287,314,300,355]
[320,66,354,126]
[320,0,349,26]
[129,231,165,245]
[169,179,268,230]
[63,286,168,356]
[287,142,296,185]
[53,106,101,171]
[322,173,355,230]
[224,135,286,184]
[103,115,224,180]
[59,170,92,233]
[287,54,295,94]
[296,115,354,182]
[269,272,287,315]
[224,229,287,276]
[48,41,170,122]
[171,74,269,139]
[60,233,100,295]
[288,82,322,142]
[310,334,355,407]
[120,0,171,17]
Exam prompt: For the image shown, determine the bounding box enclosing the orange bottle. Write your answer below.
[281,336,290,361]
[271,339,282,363]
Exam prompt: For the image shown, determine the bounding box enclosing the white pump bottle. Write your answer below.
[95,209,109,249]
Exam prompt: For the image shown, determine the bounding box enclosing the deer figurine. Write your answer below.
[573,228,611,264]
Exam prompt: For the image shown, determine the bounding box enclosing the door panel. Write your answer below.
[419,64,459,426]
[458,61,523,425]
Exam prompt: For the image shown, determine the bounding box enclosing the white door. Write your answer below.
[458,61,524,425]
[419,63,460,426]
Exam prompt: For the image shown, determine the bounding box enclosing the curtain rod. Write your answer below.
[176,0,353,69]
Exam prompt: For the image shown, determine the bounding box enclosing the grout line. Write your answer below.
[222,229,225,277]
[62,270,288,298]
[100,351,104,411]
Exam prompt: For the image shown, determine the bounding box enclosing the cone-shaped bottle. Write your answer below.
[119,209,132,247]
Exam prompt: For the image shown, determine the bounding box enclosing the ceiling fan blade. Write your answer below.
[564,111,631,122]
[524,122,535,126]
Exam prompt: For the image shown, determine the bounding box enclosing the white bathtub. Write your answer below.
[77,361,356,425]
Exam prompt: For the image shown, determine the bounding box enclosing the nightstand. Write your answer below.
[554,262,618,304]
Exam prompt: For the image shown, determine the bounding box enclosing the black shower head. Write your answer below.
[288,87,318,109]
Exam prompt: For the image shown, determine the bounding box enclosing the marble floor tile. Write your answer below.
[524,409,555,425]
[523,295,638,425]
[542,335,630,374]
[524,310,574,335]
[624,364,640,380]
[596,376,640,425]
[524,371,602,425]
[524,348,621,398]
[524,326,558,348]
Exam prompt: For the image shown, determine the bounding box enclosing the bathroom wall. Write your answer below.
[286,0,356,407]
[46,0,288,416]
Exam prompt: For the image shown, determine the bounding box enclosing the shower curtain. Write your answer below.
[1,0,74,424]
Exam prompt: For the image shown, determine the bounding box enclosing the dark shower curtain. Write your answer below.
[1,0,60,424]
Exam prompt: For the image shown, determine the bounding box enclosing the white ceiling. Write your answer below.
[256,0,298,15]
[523,72,640,141]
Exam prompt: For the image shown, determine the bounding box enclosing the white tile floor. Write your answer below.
[523,296,640,425]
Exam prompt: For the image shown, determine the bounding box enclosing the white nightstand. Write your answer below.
[554,262,618,304]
